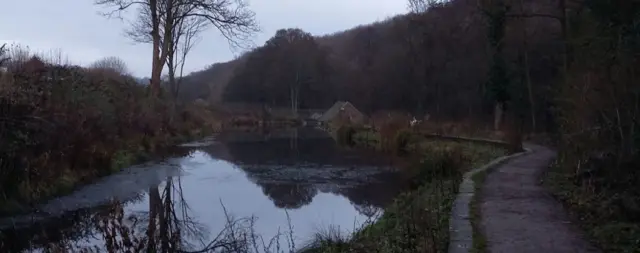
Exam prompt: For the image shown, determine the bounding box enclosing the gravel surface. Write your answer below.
[479,144,600,253]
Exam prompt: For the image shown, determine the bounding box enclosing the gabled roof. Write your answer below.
[318,101,362,122]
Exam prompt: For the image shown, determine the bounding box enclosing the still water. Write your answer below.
[0,128,407,252]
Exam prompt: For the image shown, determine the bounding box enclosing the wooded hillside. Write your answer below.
[179,0,561,132]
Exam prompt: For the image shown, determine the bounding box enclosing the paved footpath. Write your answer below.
[479,144,600,253]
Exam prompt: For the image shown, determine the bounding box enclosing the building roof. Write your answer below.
[318,101,362,122]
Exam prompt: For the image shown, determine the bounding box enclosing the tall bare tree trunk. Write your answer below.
[524,50,536,132]
[494,102,504,131]
[149,0,161,95]
[167,48,178,99]
[506,111,524,153]
[559,0,569,80]
[520,0,536,132]
[150,0,176,96]
[436,82,441,119]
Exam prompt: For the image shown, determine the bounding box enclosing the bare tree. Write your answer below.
[40,48,71,66]
[95,0,259,95]
[90,56,130,75]
[0,44,9,67]
[408,0,443,13]
[166,12,207,99]
[5,44,32,70]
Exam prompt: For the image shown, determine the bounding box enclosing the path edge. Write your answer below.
[446,138,533,253]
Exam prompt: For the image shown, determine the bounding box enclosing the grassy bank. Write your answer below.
[306,130,506,253]
[469,169,489,253]
[544,162,640,253]
[0,54,216,216]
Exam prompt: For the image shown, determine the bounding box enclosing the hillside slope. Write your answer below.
[180,0,561,129]
[178,57,246,104]
[177,14,408,105]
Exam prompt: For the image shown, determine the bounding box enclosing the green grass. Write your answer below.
[413,139,506,170]
[304,135,507,253]
[303,178,458,253]
[470,170,489,253]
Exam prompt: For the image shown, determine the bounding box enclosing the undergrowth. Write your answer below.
[0,54,215,216]
[302,136,506,253]
[544,162,640,253]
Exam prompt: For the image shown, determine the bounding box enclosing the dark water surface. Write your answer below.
[0,128,407,252]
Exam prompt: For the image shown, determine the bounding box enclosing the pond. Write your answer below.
[0,128,408,252]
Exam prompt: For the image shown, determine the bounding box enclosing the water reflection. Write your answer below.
[0,128,406,252]
[260,183,317,210]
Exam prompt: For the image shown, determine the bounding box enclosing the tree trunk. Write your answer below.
[149,0,161,95]
[519,0,536,132]
[436,82,441,119]
[167,47,178,100]
[494,102,504,131]
[147,186,162,252]
[559,0,570,76]
[524,49,536,132]
[506,112,524,153]
[168,69,177,98]
[149,0,176,96]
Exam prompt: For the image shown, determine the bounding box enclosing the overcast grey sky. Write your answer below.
[0,0,408,77]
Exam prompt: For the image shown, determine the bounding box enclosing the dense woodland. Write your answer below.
[182,0,561,131]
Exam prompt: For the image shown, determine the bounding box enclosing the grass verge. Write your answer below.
[543,163,640,253]
[470,170,488,253]
[304,135,506,253]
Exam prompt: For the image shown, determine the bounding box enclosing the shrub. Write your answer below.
[378,118,409,152]
[110,149,136,172]
[409,144,466,188]
[394,128,414,155]
[0,60,207,209]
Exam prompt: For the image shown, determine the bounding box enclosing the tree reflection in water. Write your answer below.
[3,176,265,253]
[93,176,217,252]
[260,183,317,210]
[211,128,401,216]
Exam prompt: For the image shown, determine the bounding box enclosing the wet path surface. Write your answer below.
[0,128,406,252]
[479,144,600,253]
